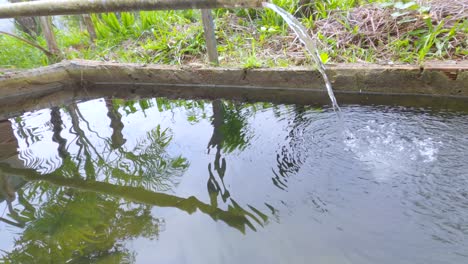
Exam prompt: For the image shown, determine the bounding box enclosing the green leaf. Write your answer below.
[121,12,135,30]
[320,52,329,64]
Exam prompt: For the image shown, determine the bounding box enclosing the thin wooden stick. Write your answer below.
[0,30,53,57]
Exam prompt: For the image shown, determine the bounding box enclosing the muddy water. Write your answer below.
[0,96,467,263]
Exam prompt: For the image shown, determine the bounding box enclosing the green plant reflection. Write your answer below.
[0,97,271,263]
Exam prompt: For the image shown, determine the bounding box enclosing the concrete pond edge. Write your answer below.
[0,59,467,100]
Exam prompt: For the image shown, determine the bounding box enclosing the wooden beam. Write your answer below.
[201,9,219,65]
[0,0,262,18]
[82,14,97,42]
[38,16,60,56]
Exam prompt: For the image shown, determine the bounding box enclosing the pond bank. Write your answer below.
[1,59,467,96]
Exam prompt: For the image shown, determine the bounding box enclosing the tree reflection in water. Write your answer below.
[0,119,27,229]
[0,97,270,263]
[206,99,268,228]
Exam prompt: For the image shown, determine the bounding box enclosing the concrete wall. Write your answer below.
[0,59,467,103]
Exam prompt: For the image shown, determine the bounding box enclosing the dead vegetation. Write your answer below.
[309,0,467,62]
[216,0,467,66]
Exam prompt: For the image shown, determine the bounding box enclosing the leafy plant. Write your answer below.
[242,40,262,69]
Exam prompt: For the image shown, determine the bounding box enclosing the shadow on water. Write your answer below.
[0,97,270,263]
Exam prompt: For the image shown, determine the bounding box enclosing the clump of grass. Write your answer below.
[242,39,263,69]
[84,11,206,64]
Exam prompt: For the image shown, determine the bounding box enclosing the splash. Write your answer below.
[344,120,441,181]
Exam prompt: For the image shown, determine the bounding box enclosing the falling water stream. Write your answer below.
[262,2,342,119]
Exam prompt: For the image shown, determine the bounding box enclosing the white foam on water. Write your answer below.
[344,121,441,181]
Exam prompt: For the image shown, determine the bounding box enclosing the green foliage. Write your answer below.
[118,125,190,191]
[0,98,195,263]
[1,188,159,264]
[0,34,47,68]
[217,102,252,153]
[260,0,298,30]
[416,19,446,62]
[0,96,273,262]
[301,0,385,20]
[92,13,138,40]
[243,39,262,69]
[87,11,205,64]
[0,0,464,69]
[243,55,262,69]
[319,51,329,64]
[376,1,466,62]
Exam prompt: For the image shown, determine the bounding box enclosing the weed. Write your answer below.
[242,39,262,69]
[0,0,465,69]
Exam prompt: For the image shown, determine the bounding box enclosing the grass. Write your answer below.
[314,0,467,63]
[0,33,48,68]
[0,0,466,69]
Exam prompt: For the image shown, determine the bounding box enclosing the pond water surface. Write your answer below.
[0,96,467,263]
